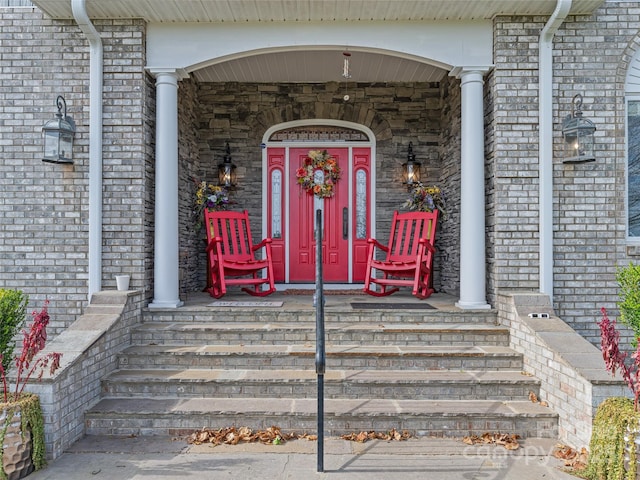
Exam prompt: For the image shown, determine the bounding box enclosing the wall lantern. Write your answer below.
[402,142,421,188]
[218,142,237,188]
[42,95,76,164]
[562,93,596,163]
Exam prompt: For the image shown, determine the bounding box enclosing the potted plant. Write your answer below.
[586,263,640,479]
[403,182,447,220]
[193,179,230,232]
[0,298,62,480]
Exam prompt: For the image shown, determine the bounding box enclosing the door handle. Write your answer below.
[343,207,348,239]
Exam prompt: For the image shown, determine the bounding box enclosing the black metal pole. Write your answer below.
[315,208,325,473]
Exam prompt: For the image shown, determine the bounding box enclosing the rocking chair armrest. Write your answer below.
[418,238,436,254]
[367,238,389,253]
[206,236,223,253]
[252,238,273,251]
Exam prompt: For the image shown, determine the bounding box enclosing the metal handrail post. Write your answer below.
[315,208,325,473]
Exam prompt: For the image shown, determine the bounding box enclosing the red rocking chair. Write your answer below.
[363,210,438,299]
[204,209,276,298]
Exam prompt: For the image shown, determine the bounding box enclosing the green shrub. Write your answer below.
[0,289,28,372]
[617,263,640,344]
[584,397,640,480]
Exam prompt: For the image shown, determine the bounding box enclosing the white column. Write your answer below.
[451,67,491,309]
[149,69,186,308]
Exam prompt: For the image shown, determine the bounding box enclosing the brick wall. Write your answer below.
[0,8,150,333]
[492,5,640,345]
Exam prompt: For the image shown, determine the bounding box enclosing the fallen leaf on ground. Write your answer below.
[461,432,520,450]
[187,426,313,446]
[340,429,412,443]
[553,444,588,470]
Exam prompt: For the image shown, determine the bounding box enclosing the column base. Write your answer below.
[455,299,491,310]
[149,299,184,309]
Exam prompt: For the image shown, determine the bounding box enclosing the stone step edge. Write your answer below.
[104,368,540,385]
[119,345,519,357]
[141,314,499,325]
[87,397,557,418]
[133,322,506,333]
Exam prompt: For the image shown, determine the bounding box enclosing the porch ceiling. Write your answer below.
[31,0,605,22]
[192,49,449,83]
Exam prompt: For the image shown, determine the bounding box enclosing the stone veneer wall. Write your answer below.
[143,70,157,304]
[0,7,150,333]
[177,79,201,296]
[492,5,640,345]
[438,75,463,296]
[181,81,461,296]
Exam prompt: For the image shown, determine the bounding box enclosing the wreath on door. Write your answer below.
[296,149,341,199]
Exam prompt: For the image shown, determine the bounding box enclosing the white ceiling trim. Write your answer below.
[29,0,604,83]
[31,0,606,22]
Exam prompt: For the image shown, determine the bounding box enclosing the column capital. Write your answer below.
[146,67,189,81]
[449,66,493,79]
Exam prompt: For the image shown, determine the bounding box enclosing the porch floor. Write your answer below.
[176,287,468,314]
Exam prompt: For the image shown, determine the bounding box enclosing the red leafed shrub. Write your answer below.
[599,307,640,410]
[0,300,62,403]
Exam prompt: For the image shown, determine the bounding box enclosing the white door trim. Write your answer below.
[262,120,376,284]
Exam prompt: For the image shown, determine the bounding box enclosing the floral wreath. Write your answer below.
[296,150,341,199]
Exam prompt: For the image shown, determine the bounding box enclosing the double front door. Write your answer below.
[266,146,372,283]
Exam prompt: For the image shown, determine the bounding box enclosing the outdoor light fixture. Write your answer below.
[342,51,351,102]
[402,142,421,188]
[562,93,596,163]
[42,95,76,164]
[218,142,237,188]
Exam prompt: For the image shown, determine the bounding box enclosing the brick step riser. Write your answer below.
[142,312,499,325]
[84,412,557,439]
[131,331,510,347]
[117,355,523,371]
[101,381,539,400]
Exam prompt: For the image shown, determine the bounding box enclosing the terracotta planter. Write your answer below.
[1,404,34,480]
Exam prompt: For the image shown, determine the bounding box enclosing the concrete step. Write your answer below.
[132,322,509,346]
[142,307,499,325]
[102,368,540,400]
[117,344,523,371]
[85,397,558,439]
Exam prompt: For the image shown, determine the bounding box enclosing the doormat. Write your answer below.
[207,301,284,307]
[283,289,364,295]
[350,302,436,310]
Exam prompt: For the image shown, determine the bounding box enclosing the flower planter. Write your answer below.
[1,394,46,480]
[2,407,33,480]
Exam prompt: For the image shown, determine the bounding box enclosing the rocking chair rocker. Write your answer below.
[204,209,276,298]
[363,210,438,299]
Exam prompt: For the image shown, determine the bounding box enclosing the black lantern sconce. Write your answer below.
[562,93,596,163]
[218,142,237,188]
[402,142,421,189]
[42,95,76,164]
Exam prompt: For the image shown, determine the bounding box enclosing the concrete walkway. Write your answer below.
[27,435,579,480]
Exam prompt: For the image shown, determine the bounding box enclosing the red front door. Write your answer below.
[266,146,371,283]
[289,148,349,282]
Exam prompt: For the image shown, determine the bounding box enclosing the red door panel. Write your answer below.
[352,147,371,282]
[289,148,349,283]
